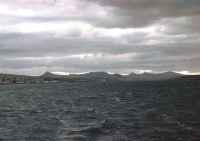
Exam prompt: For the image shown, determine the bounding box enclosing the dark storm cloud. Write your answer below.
[85,0,200,28]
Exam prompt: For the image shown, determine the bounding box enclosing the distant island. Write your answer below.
[0,71,199,85]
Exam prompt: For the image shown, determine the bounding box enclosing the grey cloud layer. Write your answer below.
[0,0,200,75]
[86,0,200,27]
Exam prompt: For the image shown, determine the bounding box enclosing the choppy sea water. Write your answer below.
[0,80,200,141]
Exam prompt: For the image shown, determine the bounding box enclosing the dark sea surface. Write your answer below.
[0,80,200,141]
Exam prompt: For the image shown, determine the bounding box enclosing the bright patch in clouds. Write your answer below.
[52,71,70,75]
[177,71,200,75]
[0,20,168,43]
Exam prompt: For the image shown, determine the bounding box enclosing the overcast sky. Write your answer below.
[0,0,200,75]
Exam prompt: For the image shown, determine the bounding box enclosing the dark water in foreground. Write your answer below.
[0,80,200,141]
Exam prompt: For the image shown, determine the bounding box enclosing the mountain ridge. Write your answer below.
[0,71,199,84]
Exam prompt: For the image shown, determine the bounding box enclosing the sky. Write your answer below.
[0,0,200,75]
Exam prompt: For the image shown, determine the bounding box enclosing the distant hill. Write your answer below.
[61,71,183,82]
[41,72,64,78]
[125,72,182,81]
[177,75,200,80]
[0,71,200,84]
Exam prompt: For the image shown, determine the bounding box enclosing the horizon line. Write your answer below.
[0,70,200,77]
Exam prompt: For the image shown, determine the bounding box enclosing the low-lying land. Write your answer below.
[0,71,199,84]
